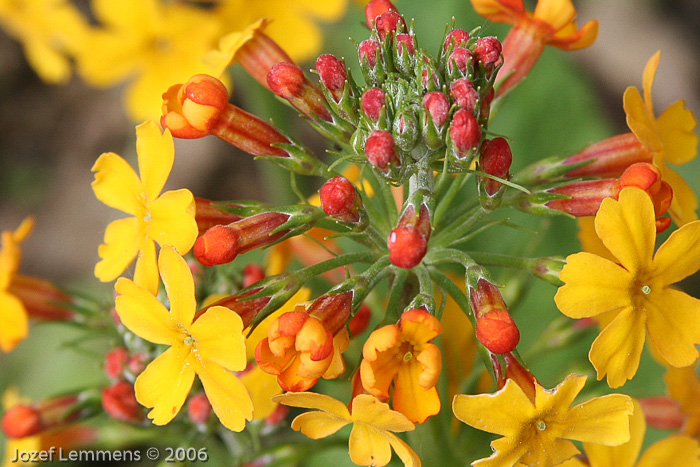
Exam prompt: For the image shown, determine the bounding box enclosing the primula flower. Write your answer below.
[360,308,442,424]
[0,217,33,352]
[452,374,633,467]
[558,399,700,467]
[555,188,700,387]
[114,246,254,431]
[471,0,598,96]
[272,392,421,467]
[92,120,197,295]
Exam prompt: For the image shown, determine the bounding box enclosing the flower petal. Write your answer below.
[272,391,351,420]
[623,87,661,153]
[351,394,415,433]
[662,167,698,226]
[642,51,660,115]
[657,100,698,167]
[555,252,633,319]
[653,220,700,285]
[135,121,174,201]
[636,435,700,467]
[114,277,179,345]
[0,292,28,352]
[196,360,253,432]
[399,309,442,344]
[383,431,422,467]
[576,217,615,262]
[190,305,247,371]
[582,399,645,467]
[645,289,700,368]
[94,217,142,282]
[348,423,393,467]
[393,359,441,424]
[664,365,700,416]
[149,188,197,254]
[533,0,575,31]
[473,436,528,467]
[91,152,142,215]
[158,246,196,326]
[588,305,646,388]
[563,393,633,444]
[470,0,525,24]
[134,344,195,425]
[239,366,282,420]
[595,188,656,273]
[133,237,159,296]
[289,411,350,439]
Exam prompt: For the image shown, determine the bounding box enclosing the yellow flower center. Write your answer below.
[399,341,416,363]
[640,285,651,295]
[184,336,194,346]
[535,420,546,431]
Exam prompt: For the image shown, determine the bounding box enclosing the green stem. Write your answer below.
[431,206,489,248]
[385,267,409,323]
[464,252,565,286]
[433,172,471,228]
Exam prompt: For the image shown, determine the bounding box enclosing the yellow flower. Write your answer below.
[558,400,700,467]
[0,217,33,352]
[75,0,223,121]
[555,188,700,387]
[664,364,700,439]
[272,392,421,467]
[92,120,197,295]
[114,246,253,431]
[0,0,87,83]
[452,374,633,467]
[623,51,699,225]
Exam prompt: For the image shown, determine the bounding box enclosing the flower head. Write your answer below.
[452,374,633,467]
[273,392,421,467]
[114,246,253,431]
[92,121,197,295]
[0,217,33,352]
[555,188,700,387]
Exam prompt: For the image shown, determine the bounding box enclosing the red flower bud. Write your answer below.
[316,54,347,102]
[243,263,266,287]
[365,130,399,171]
[267,62,332,122]
[1,405,42,438]
[388,226,428,269]
[450,78,479,112]
[320,176,361,223]
[374,10,406,40]
[194,198,242,236]
[187,393,212,425]
[196,289,271,328]
[396,33,415,55]
[349,304,372,337]
[361,87,386,121]
[449,109,481,158]
[102,381,142,423]
[447,47,473,75]
[359,40,381,68]
[422,92,450,128]
[476,310,520,354]
[479,137,513,196]
[639,396,685,430]
[473,36,502,75]
[365,0,399,28]
[104,347,129,380]
[443,29,470,51]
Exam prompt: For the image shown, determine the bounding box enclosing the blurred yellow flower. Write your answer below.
[0,217,33,353]
[555,188,700,387]
[273,392,421,467]
[92,121,197,295]
[115,246,253,431]
[452,374,633,467]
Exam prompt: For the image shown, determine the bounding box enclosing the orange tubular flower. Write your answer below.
[360,308,442,424]
[471,0,598,97]
[255,292,352,392]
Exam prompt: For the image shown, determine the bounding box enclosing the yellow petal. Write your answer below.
[351,394,415,433]
[645,289,700,368]
[537,374,587,415]
[533,0,576,31]
[195,360,253,432]
[393,359,441,424]
[657,100,698,166]
[595,188,656,274]
[0,292,28,352]
[289,411,350,439]
[149,188,198,254]
[582,399,645,467]
[636,435,700,467]
[190,305,247,371]
[94,217,142,282]
[240,366,283,420]
[662,167,698,226]
[452,378,535,438]
[158,246,196,326]
[135,121,174,201]
[133,237,159,296]
[664,365,700,416]
[470,0,524,24]
[91,152,142,215]
[555,252,633,319]
[473,436,528,467]
[135,344,195,425]
[114,277,179,345]
[563,394,633,445]
[348,423,393,467]
[642,51,661,115]
[653,220,700,285]
[577,217,615,262]
[623,87,661,153]
[272,391,351,420]
[588,306,646,388]
[295,0,347,21]
[383,431,422,467]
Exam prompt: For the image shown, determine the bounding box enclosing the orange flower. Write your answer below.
[360,309,442,424]
[471,0,598,96]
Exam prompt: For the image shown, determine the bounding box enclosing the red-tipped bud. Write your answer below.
[359,40,381,68]
[450,78,479,112]
[423,92,450,128]
[320,176,361,223]
[443,29,470,51]
[365,130,399,171]
[388,226,427,269]
[2,405,42,438]
[8,275,72,321]
[161,74,229,138]
[267,62,332,122]
[316,54,347,102]
[449,109,481,158]
[104,347,129,380]
[365,0,399,28]
[479,137,513,196]
[396,33,415,55]
[546,179,620,217]
[349,304,371,337]
[308,291,353,335]
[447,47,473,75]
[243,263,266,287]
[374,10,406,41]
[639,396,685,430]
[361,87,386,121]
[194,212,290,266]
[564,133,651,179]
[194,198,242,236]
[473,36,502,76]
[196,289,271,328]
[187,393,212,425]
[469,279,519,354]
[102,381,142,423]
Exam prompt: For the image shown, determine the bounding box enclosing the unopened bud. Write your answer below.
[361,87,386,122]
[365,130,400,172]
[359,40,385,86]
[422,92,450,128]
[479,137,513,196]
[243,263,266,287]
[105,347,129,380]
[396,34,415,55]
[307,291,353,335]
[503,352,537,403]
[194,198,242,236]
[349,304,372,337]
[473,36,502,77]
[447,47,473,76]
[449,109,481,159]
[388,226,427,269]
[443,29,470,51]
[450,78,479,113]
[267,62,332,122]
[639,396,684,430]
[102,381,141,423]
[316,54,347,103]
[320,176,361,223]
[393,111,419,151]
[187,393,212,425]
[374,10,406,41]
[365,0,399,28]
[469,279,520,354]
[2,405,41,438]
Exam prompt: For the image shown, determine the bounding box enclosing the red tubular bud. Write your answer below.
[443,29,470,51]
[243,263,266,287]
[2,405,42,438]
[479,137,513,196]
[307,291,353,335]
[361,87,386,121]
[473,36,502,76]
[196,289,271,328]
[229,23,295,91]
[449,109,481,158]
[422,92,450,128]
[365,0,399,28]
[639,396,685,430]
[267,62,332,122]
[349,304,371,337]
[102,381,142,423]
[365,130,400,171]
[320,176,361,223]
[469,278,519,354]
[187,393,212,425]
[503,352,537,403]
[396,33,415,55]
[447,47,473,75]
[450,78,479,112]
[359,40,381,68]
[546,179,620,217]
[374,10,406,40]
[8,275,72,321]
[316,54,348,102]
[194,212,290,266]
[194,198,242,236]
[388,226,427,269]
[564,133,652,178]
[104,347,129,380]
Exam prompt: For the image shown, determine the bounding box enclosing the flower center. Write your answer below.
[640,285,651,295]
[184,336,194,346]
[535,420,546,431]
